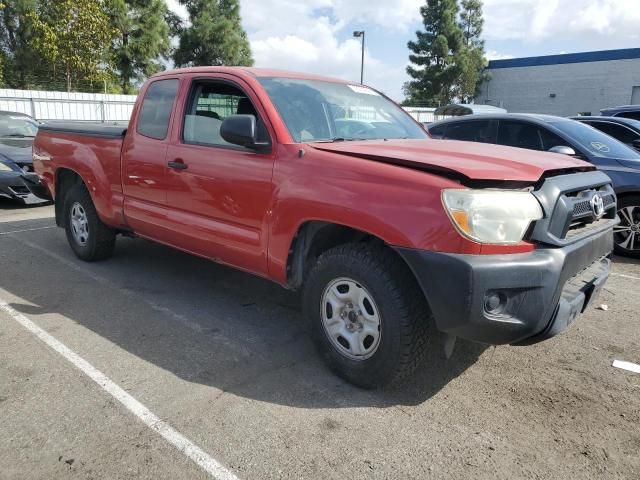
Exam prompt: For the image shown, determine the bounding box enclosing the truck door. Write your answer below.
[121,78,179,236]
[163,76,275,276]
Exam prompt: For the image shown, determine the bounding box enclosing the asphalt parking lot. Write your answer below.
[1,199,639,480]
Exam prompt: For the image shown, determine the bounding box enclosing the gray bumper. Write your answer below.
[395,228,613,345]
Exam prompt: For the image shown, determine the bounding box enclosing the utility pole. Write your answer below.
[353,30,365,84]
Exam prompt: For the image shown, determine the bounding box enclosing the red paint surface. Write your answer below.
[34,67,596,287]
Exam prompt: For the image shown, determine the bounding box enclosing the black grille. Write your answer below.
[529,171,617,246]
[572,200,591,216]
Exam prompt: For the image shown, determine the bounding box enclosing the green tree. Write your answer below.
[405,0,464,106]
[0,0,45,89]
[173,0,253,67]
[459,0,483,48]
[30,0,116,92]
[108,0,172,94]
[455,0,487,102]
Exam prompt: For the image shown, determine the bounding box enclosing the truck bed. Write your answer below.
[33,122,128,228]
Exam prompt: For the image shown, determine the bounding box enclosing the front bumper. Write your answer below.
[0,171,51,204]
[396,228,613,345]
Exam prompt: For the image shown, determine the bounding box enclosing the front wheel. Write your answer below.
[303,244,430,388]
[64,183,116,261]
[614,195,640,258]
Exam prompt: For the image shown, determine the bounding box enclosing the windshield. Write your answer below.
[258,77,428,143]
[0,113,38,137]
[550,120,639,160]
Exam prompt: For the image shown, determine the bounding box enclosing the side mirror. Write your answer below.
[548,145,576,156]
[220,114,257,148]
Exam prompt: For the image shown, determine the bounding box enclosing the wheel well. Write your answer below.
[54,169,84,227]
[285,221,406,290]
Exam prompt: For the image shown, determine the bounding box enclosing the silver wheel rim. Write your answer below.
[320,277,381,361]
[614,205,640,252]
[70,202,89,246]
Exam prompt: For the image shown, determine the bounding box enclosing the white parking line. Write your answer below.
[0,226,56,235]
[613,360,640,374]
[0,300,239,480]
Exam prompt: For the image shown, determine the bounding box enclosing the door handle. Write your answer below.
[168,159,188,170]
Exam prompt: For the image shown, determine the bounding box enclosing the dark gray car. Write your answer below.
[427,113,640,257]
[0,111,49,204]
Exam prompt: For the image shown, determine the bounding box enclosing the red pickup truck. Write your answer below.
[33,67,616,388]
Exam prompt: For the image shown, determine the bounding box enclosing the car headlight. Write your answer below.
[442,189,544,245]
[0,162,13,172]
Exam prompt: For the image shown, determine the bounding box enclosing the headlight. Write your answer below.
[442,189,543,244]
[0,162,13,172]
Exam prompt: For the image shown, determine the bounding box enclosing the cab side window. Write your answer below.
[137,79,179,140]
[183,81,269,147]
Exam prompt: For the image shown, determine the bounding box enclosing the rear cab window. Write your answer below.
[137,79,180,140]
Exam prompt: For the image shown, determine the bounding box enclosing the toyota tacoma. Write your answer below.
[33,68,616,388]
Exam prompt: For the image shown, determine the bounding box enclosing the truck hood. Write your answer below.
[310,139,593,182]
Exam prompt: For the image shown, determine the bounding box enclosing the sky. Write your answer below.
[166,0,640,101]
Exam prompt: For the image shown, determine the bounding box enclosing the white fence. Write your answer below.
[0,89,137,122]
[0,88,443,125]
[403,107,438,124]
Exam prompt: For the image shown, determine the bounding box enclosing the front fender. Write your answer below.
[267,145,480,284]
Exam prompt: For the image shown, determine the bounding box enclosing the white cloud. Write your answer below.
[166,0,415,101]
[166,0,187,20]
[242,0,414,100]
[483,0,640,44]
[486,50,515,61]
[166,0,640,102]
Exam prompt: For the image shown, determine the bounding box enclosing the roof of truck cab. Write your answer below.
[153,66,352,84]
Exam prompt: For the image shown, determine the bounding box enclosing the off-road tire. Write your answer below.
[303,243,431,389]
[64,183,116,261]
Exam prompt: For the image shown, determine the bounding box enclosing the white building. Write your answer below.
[476,48,640,117]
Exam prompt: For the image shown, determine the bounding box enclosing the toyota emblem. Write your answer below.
[590,194,604,219]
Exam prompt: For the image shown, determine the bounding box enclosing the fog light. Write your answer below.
[484,292,507,314]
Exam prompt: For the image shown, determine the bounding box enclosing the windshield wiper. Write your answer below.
[4,134,34,138]
[311,137,366,143]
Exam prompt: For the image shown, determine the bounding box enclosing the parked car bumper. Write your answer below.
[0,171,51,204]
[395,228,613,345]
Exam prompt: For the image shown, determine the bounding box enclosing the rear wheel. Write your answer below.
[64,183,116,261]
[614,195,640,258]
[303,243,430,388]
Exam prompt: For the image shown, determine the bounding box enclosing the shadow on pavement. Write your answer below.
[2,225,487,409]
[612,254,640,266]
